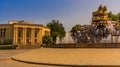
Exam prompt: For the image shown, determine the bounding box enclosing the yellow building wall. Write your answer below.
[0,21,51,45]
[0,25,14,42]
[42,27,50,36]
[13,24,44,45]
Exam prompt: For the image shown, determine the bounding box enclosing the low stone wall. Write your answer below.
[18,45,40,49]
[50,43,120,48]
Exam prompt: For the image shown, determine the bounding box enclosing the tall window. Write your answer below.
[3,31,5,38]
[18,39,21,43]
[27,28,31,38]
[0,32,2,38]
[18,28,22,38]
[18,32,21,37]
[3,28,6,38]
[35,29,39,38]
[0,28,6,38]
[0,28,2,38]
[35,31,37,37]
[34,39,37,43]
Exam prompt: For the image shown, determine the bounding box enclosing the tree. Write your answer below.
[108,11,113,19]
[108,11,118,21]
[117,12,120,22]
[108,11,120,27]
[47,20,66,44]
[59,23,66,42]
[42,35,53,46]
[70,24,81,41]
[71,24,81,34]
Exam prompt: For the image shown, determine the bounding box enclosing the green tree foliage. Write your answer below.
[59,23,66,42]
[71,24,81,34]
[3,39,13,45]
[47,20,66,44]
[70,24,81,40]
[0,40,2,45]
[42,35,53,45]
[108,11,113,18]
[117,12,120,22]
[108,11,118,21]
[108,11,120,27]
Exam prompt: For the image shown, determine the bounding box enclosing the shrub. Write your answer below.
[0,45,18,50]
[3,39,13,45]
[0,40,2,45]
[42,35,53,47]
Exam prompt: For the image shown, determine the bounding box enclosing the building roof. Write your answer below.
[9,20,33,24]
[0,20,45,27]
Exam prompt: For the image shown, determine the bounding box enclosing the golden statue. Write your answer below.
[92,5,108,28]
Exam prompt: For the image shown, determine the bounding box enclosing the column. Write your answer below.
[13,27,18,44]
[13,27,16,44]
[22,28,26,45]
[24,28,26,45]
[15,27,18,44]
[31,28,35,45]
[38,28,42,44]
[36,28,40,44]
[22,28,24,45]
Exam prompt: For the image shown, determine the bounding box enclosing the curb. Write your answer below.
[11,57,120,67]
[11,57,79,66]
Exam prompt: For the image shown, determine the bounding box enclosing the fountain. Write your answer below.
[56,31,75,44]
[53,5,120,48]
[55,31,77,48]
[89,5,120,43]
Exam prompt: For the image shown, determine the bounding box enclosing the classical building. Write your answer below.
[0,20,50,45]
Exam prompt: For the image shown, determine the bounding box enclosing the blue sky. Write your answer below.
[0,0,120,30]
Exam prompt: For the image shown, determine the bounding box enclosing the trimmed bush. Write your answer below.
[0,40,2,45]
[3,39,13,45]
[0,45,18,50]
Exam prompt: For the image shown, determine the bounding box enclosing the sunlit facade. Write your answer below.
[0,20,50,45]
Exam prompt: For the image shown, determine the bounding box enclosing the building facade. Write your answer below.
[0,20,50,45]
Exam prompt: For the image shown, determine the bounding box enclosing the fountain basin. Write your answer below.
[49,43,120,48]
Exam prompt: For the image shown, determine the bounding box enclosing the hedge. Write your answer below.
[0,45,18,50]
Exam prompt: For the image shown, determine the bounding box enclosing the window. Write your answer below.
[18,39,21,43]
[4,28,6,31]
[35,31,37,37]
[18,28,22,38]
[0,32,2,38]
[26,39,29,44]
[26,28,31,38]
[35,29,39,38]
[18,31,21,37]
[3,31,5,38]
[1,28,2,31]
[34,39,37,43]
[0,28,7,38]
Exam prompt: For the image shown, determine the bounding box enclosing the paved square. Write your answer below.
[12,48,120,66]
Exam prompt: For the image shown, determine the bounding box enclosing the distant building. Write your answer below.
[0,20,50,45]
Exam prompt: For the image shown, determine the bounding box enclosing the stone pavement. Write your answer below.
[0,49,32,59]
[0,49,57,67]
[11,48,120,66]
[0,59,58,67]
